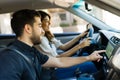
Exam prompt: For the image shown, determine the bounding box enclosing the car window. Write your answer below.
[41,8,88,33]
[0,13,13,34]
[0,8,88,34]
[77,1,120,31]
[0,0,120,34]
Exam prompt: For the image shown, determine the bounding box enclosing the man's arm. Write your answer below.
[42,50,105,68]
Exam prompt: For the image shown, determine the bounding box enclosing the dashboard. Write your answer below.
[98,30,120,80]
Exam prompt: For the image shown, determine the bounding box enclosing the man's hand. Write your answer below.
[87,50,106,62]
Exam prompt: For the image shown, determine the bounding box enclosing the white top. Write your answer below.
[39,36,63,57]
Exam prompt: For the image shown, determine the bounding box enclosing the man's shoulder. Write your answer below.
[0,48,20,58]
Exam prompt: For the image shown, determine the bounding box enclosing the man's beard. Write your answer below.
[31,33,41,45]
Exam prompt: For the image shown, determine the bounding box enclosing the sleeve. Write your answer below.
[51,38,63,48]
[38,36,58,57]
[37,51,49,65]
[40,37,52,53]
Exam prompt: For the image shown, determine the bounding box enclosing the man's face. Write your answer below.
[30,16,45,45]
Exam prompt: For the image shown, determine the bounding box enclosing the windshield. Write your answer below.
[0,0,120,34]
[76,1,120,32]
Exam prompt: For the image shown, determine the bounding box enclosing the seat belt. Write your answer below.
[7,48,31,64]
[6,48,41,80]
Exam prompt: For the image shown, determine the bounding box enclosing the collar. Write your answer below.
[9,39,35,53]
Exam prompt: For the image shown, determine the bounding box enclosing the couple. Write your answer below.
[35,11,98,80]
[0,9,105,80]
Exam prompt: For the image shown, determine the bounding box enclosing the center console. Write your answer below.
[103,35,120,80]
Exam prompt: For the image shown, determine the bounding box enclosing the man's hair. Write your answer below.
[38,11,51,21]
[11,9,40,37]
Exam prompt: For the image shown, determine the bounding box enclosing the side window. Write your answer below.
[0,8,88,34]
[0,13,13,34]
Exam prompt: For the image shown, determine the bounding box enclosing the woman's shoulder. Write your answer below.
[41,36,49,42]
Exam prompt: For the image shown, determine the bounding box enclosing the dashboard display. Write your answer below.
[105,42,114,59]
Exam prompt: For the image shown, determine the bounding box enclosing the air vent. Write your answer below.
[110,36,120,45]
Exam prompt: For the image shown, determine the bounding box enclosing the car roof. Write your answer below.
[0,0,59,14]
[0,0,120,17]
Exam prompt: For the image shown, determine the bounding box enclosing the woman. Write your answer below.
[35,11,98,80]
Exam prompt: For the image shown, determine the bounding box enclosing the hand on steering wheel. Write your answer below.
[77,24,96,56]
[86,24,96,44]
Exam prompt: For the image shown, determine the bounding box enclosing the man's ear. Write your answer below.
[24,24,32,34]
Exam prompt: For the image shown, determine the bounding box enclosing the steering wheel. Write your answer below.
[86,25,94,37]
[80,24,95,44]
[77,24,96,56]
[86,25,96,44]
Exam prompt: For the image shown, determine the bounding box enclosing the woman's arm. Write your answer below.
[58,31,88,51]
[57,38,91,57]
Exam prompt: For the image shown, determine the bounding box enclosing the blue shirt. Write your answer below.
[0,40,49,80]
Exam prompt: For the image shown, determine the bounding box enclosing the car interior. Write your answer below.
[0,0,120,80]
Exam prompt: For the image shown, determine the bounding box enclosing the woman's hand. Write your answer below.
[79,31,88,39]
[79,37,91,48]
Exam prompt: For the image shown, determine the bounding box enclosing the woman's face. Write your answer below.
[42,16,50,31]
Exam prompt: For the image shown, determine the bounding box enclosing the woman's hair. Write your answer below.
[38,11,51,22]
[38,11,54,42]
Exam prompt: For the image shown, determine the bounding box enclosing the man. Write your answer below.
[0,9,105,80]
